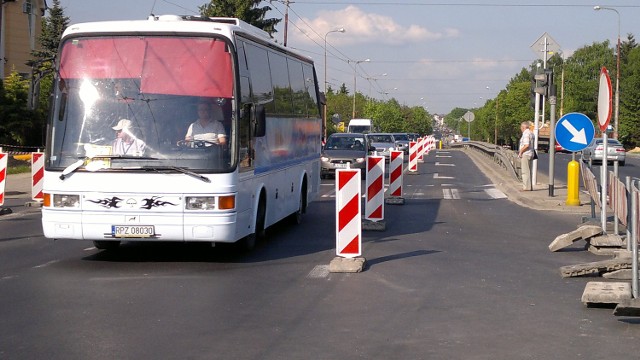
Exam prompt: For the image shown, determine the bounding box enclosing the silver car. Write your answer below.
[366,133,396,161]
[392,133,410,154]
[581,138,626,166]
[321,133,370,178]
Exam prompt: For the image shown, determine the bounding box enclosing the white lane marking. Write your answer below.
[437,151,450,154]
[307,265,330,279]
[434,173,454,179]
[84,247,97,251]
[33,260,60,269]
[415,192,425,196]
[436,155,452,158]
[1,275,18,281]
[485,188,508,199]
[441,184,454,187]
[435,162,455,167]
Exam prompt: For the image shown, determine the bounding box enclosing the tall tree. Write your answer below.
[199,0,281,35]
[27,0,69,145]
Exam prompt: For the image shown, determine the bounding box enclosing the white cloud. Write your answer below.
[291,6,459,46]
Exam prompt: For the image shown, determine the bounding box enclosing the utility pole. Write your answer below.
[283,0,294,47]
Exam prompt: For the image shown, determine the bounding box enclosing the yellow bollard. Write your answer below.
[566,160,580,206]
[439,141,442,150]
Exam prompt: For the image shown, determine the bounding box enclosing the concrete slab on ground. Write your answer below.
[582,281,631,305]
[549,225,603,252]
[614,298,640,316]
[589,234,624,247]
[560,258,632,278]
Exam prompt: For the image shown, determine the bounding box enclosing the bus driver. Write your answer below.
[184,101,227,146]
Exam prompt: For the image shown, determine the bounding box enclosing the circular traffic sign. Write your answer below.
[554,112,595,152]
[463,111,475,123]
[597,67,612,132]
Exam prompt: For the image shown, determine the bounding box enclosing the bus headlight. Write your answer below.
[186,197,216,210]
[48,193,80,208]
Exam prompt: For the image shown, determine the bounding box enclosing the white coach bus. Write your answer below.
[41,15,322,250]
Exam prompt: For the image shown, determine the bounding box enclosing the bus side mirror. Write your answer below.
[254,105,266,137]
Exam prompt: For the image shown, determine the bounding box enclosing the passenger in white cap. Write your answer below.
[111,119,146,156]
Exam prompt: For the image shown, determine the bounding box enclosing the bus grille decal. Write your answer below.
[88,197,123,209]
[141,196,178,210]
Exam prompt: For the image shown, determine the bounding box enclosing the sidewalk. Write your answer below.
[1,172,39,216]
[463,147,592,214]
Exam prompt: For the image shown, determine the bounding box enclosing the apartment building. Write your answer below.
[0,0,47,79]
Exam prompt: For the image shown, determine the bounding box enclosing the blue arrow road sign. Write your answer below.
[554,112,595,152]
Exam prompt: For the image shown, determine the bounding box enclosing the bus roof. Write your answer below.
[61,15,311,62]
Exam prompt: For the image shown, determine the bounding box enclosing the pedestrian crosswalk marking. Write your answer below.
[443,188,460,200]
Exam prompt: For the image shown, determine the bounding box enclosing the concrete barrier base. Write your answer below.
[385,197,405,205]
[362,219,386,231]
[560,258,632,278]
[406,172,419,176]
[25,200,42,208]
[582,281,631,306]
[329,257,366,273]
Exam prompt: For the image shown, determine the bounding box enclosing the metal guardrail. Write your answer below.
[450,141,521,180]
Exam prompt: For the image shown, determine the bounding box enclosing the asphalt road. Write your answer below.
[2,150,640,359]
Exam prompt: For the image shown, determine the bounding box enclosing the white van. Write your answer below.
[347,119,373,133]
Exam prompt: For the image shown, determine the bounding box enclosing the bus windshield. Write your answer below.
[47,35,236,173]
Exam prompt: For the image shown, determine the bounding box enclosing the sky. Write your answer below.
[57,0,640,114]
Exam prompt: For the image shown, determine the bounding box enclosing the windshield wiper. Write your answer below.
[141,166,211,183]
[59,155,160,180]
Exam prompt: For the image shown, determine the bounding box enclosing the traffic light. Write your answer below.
[533,69,554,97]
[534,72,548,96]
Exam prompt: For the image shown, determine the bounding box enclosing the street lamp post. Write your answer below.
[323,28,345,140]
[349,58,370,119]
[594,5,621,139]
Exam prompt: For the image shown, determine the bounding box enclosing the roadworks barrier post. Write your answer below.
[385,150,404,205]
[408,141,418,174]
[566,159,580,206]
[363,155,386,231]
[330,168,366,273]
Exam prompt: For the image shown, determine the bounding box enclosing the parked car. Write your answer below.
[391,133,410,154]
[321,133,371,178]
[366,133,396,161]
[581,138,626,166]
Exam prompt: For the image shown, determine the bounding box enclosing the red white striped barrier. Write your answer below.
[408,141,418,173]
[335,168,362,258]
[365,155,385,221]
[31,152,44,201]
[0,152,7,206]
[388,150,404,199]
[417,137,424,163]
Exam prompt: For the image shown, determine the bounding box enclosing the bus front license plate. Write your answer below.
[111,225,155,238]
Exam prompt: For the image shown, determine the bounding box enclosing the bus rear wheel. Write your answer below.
[93,240,121,250]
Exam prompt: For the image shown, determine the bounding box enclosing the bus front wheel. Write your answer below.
[241,197,266,251]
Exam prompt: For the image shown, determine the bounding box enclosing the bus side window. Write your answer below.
[237,40,254,171]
